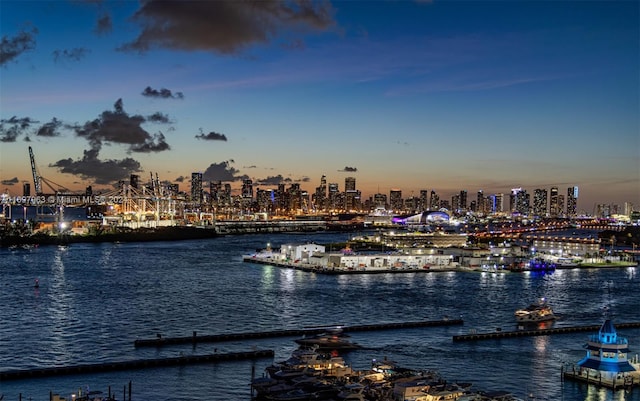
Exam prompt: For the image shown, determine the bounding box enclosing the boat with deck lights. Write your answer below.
[514,298,555,323]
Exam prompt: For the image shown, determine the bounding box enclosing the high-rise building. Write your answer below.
[345,177,356,192]
[210,181,222,205]
[23,182,30,197]
[390,189,403,211]
[429,190,439,210]
[344,177,358,211]
[242,178,253,200]
[549,187,560,217]
[328,183,339,210]
[510,188,529,215]
[533,188,548,217]
[419,190,429,211]
[191,172,203,206]
[373,193,387,209]
[314,175,327,211]
[494,193,504,213]
[567,186,578,217]
[475,190,485,214]
[558,194,565,216]
[459,190,468,211]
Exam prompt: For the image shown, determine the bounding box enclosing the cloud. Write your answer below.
[0,27,37,66]
[0,116,39,142]
[50,147,142,185]
[36,118,65,137]
[95,12,112,35]
[1,177,19,186]
[119,1,335,54]
[175,175,185,183]
[147,112,171,124]
[75,98,171,153]
[201,160,246,182]
[195,130,227,141]
[142,86,184,99]
[339,166,358,172]
[256,175,285,185]
[52,47,91,63]
[130,132,170,153]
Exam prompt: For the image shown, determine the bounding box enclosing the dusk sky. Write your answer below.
[1,0,638,212]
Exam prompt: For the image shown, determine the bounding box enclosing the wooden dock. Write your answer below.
[134,319,464,347]
[562,364,640,390]
[452,322,640,342]
[0,350,274,381]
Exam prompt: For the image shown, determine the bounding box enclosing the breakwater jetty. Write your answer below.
[452,321,640,342]
[134,319,464,347]
[0,350,274,380]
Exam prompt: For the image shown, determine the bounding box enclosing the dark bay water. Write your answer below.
[1,232,639,401]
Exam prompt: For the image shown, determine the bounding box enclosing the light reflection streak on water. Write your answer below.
[46,245,75,366]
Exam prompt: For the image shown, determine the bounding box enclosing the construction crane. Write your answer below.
[28,146,70,195]
[28,146,42,196]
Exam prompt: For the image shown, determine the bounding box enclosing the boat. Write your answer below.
[514,298,556,323]
[294,328,361,351]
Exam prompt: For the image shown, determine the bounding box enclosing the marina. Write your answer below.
[1,232,639,400]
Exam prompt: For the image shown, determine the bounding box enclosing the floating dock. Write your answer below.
[452,322,640,342]
[134,319,464,347]
[0,350,274,381]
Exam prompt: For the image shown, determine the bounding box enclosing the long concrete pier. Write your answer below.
[452,322,640,342]
[134,319,464,347]
[0,350,274,381]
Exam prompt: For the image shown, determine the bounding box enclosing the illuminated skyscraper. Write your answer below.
[191,172,203,206]
[533,188,548,217]
[429,190,439,210]
[390,189,403,211]
[567,186,578,217]
[242,178,253,200]
[549,187,560,217]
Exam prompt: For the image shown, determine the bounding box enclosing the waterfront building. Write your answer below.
[531,236,600,257]
[575,319,639,383]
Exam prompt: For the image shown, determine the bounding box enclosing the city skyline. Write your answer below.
[1,1,638,210]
